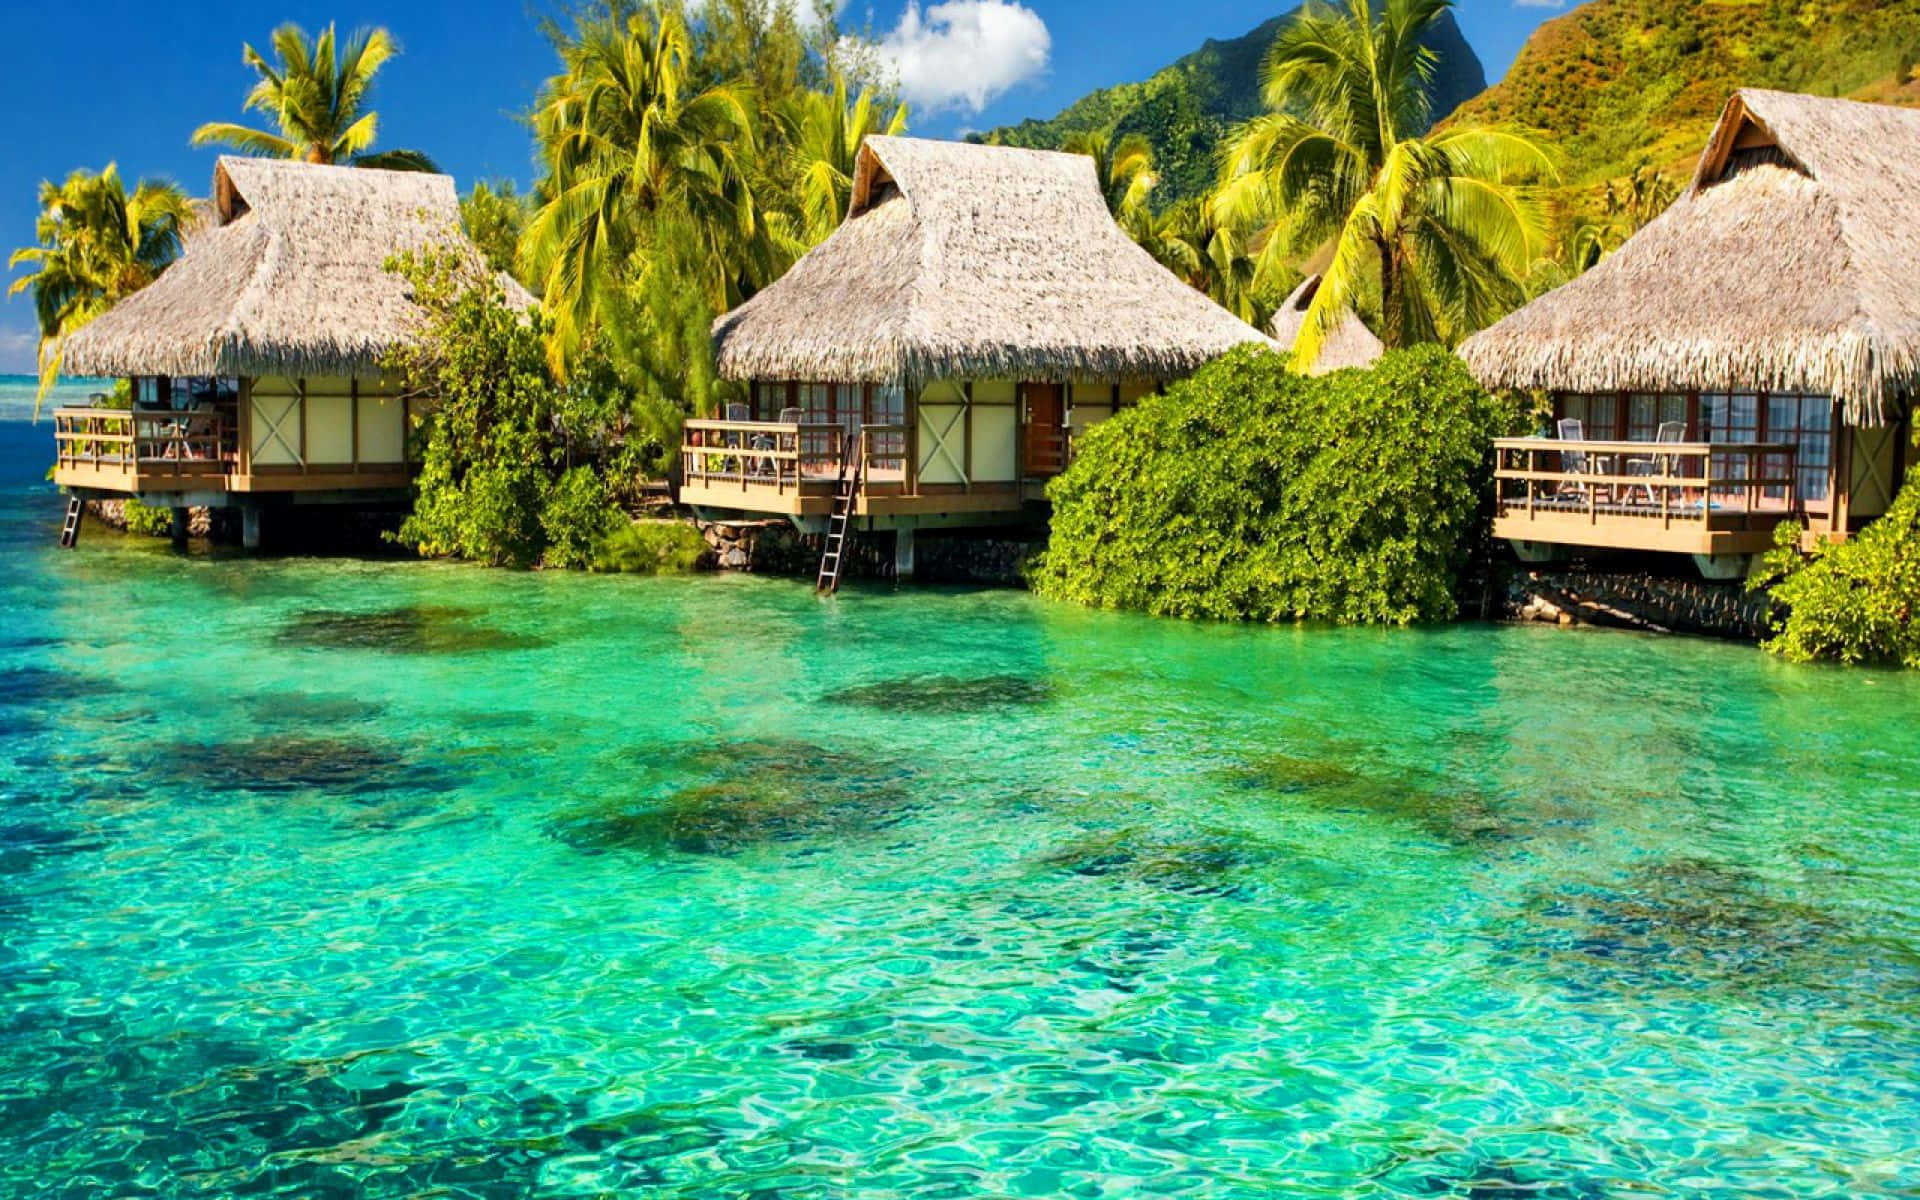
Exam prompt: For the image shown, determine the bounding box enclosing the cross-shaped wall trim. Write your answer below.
[252,393,303,466]
[918,399,968,484]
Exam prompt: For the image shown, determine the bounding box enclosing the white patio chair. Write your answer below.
[1624,421,1686,506]
[1554,419,1590,501]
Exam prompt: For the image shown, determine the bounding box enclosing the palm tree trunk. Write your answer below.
[1378,238,1402,349]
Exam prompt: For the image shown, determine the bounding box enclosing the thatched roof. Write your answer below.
[712,136,1273,385]
[1271,275,1384,374]
[65,156,532,379]
[1460,89,1920,427]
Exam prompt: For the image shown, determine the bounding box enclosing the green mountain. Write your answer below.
[1449,0,1920,193]
[975,8,1486,208]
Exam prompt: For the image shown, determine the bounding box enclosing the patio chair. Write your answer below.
[1554,419,1590,501]
[1624,421,1686,506]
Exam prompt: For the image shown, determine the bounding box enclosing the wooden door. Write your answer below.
[1023,383,1065,477]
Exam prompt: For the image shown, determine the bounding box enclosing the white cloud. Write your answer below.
[867,1,1051,116]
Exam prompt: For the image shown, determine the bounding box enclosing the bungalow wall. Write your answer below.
[245,375,410,476]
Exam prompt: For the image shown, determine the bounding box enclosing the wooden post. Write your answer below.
[1829,406,1852,540]
[962,381,973,495]
[350,377,360,473]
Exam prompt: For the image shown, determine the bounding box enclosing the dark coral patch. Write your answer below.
[248,693,390,725]
[1042,827,1269,899]
[823,674,1055,713]
[1224,753,1532,848]
[276,606,544,654]
[146,737,458,796]
[0,667,117,708]
[1492,856,1849,994]
[548,739,915,856]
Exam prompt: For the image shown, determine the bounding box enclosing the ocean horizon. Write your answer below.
[0,373,115,422]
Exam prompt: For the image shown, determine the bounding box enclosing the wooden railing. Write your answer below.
[53,407,236,478]
[681,419,915,495]
[1495,438,1800,527]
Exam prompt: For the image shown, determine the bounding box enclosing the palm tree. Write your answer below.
[1150,199,1259,323]
[1063,127,1157,244]
[788,74,907,245]
[519,2,765,368]
[191,23,437,171]
[8,165,192,409]
[1214,0,1548,369]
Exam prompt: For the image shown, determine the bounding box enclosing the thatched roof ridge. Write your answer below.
[712,136,1273,385]
[66,156,531,379]
[1271,275,1384,374]
[1460,89,1920,426]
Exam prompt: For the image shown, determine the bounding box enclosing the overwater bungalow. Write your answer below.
[1271,274,1383,376]
[1461,89,1918,580]
[55,156,527,547]
[698,135,1272,579]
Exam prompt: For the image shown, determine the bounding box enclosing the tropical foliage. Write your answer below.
[8,165,192,408]
[1214,0,1549,368]
[1754,479,1920,668]
[1034,345,1521,625]
[789,75,908,245]
[1062,127,1157,242]
[511,0,902,465]
[191,22,437,171]
[982,4,1486,209]
[383,251,633,569]
[460,180,538,285]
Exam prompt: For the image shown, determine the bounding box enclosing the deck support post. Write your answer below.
[241,505,263,551]
[894,526,916,581]
[169,507,190,546]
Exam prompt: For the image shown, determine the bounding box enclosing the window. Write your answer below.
[1701,392,1760,491]
[169,377,239,411]
[867,384,906,465]
[1557,394,1619,439]
[754,381,788,420]
[1765,394,1833,505]
[1626,394,1686,441]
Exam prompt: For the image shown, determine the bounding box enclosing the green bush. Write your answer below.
[592,521,708,574]
[1032,345,1521,625]
[1754,480,1920,668]
[121,496,173,538]
[541,466,621,569]
[384,250,628,569]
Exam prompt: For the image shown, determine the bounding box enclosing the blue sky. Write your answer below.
[0,0,1568,374]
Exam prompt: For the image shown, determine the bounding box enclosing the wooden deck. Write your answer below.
[678,418,1037,522]
[1494,437,1802,556]
[51,406,410,497]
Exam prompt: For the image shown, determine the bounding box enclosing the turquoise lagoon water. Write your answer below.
[0,375,113,422]
[1,416,1918,1198]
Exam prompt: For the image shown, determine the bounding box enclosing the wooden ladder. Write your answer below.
[57,496,83,549]
[816,431,865,594]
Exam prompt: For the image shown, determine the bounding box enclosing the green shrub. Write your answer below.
[385,250,627,569]
[1032,345,1521,625]
[121,497,173,538]
[592,521,709,574]
[1754,480,1920,667]
[541,466,621,569]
